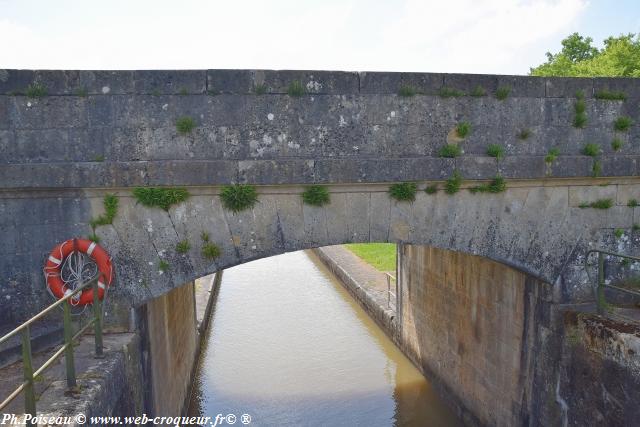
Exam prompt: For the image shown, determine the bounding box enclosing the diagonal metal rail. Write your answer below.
[0,276,104,424]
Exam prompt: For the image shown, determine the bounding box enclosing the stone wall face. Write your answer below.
[1,70,640,188]
[2,69,640,323]
[144,281,198,416]
[3,179,640,324]
[558,312,640,426]
[397,244,554,427]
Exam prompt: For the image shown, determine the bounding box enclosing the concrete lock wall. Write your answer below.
[143,281,198,416]
[2,69,640,324]
[397,244,554,427]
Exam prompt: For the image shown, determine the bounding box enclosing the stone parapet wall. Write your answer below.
[1,70,639,188]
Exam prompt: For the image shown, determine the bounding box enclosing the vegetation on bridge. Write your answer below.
[614,116,633,132]
[132,187,190,211]
[425,184,438,194]
[389,182,417,202]
[302,185,331,207]
[573,92,588,128]
[200,232,221,260]
[220,184,259,213]
[439,143,462,158]
[89,193,119,242]
[176,116,196,134]
[253,83,268,95]
[495,86,510,100]
[176,239,191,254]
[579,198,614,209]
[456,121,471,138]
[594,90,626,101]
[545,148,560,164]
[287,80,306,97]
[445,171,463,195]
[486,144,505,160]
[468,176,506,194]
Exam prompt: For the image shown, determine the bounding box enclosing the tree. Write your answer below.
[530,32,640,77]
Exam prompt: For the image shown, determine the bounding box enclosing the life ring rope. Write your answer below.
[43,239,114,307]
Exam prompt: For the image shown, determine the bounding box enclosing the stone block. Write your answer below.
[360,71,444,95]
[548,156,592,178]
[0,96,10,129]
[600,155,638,177]
[369,192,390,242]
[545,77,593,98]
[496,75,545,98]
[272,193,305,251]
[616,184,640,205]
[133,70,206,94]
[568,185,617,206]
[457,156,498,180]
[0,69,35,94]
[206,69,255,94]
[238,159,315,185]
[145,160,238,186]
[593,77,640,99]
[497,156,545,179]
[87,96,113,127]
[78,70,134,94]
[258,70,359,94]
[10,96,87,129]
[442,74,499,95]
[569,206,632,229]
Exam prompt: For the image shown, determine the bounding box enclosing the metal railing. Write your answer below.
[385,272,397,310]
[585,249,640,315]
[0,276,104,423]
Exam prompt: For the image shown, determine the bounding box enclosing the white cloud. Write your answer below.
[0,0,587,74]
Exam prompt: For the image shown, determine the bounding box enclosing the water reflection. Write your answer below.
[188,251,460,426]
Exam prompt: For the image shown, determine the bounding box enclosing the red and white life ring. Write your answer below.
[44,239,113,305]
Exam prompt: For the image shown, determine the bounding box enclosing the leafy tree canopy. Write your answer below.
[530,32,640,77]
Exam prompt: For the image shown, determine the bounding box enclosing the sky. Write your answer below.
[0,0,639,75]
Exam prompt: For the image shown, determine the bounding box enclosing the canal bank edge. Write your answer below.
[311,246,482,426]
[311,247,398,339]
[186,272,224,414]
[315,245,640,427]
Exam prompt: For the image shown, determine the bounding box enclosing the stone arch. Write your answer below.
[99,181,583,307]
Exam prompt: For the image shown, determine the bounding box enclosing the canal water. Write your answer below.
[188,250,460,427]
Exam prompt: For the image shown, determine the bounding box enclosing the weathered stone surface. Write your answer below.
[398,244,552,427]
[559,312,640,426]
[545,76,594,98]
[360,71,444,95]
[258,70,360,94]
[133,70,206,95]
[1,69,640,325]
[569,185,618,206]
[1,70,638,186]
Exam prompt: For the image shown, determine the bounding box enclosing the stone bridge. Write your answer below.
[1,69,640,324]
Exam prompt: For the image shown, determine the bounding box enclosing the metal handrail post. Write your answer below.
[597,252,605,315]
[387,275,391,308]
[63,300,77,389]
[21,326,36,424]
[395,275,399,313]
[93,280,104,358]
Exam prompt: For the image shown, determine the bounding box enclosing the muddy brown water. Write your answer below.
[188,250,460,426]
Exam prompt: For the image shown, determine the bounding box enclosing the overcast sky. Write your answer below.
[1,0,639,74]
